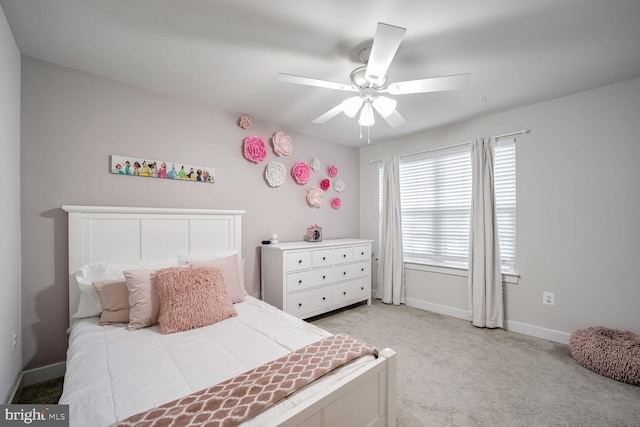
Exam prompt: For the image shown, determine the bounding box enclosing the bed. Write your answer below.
[59,205,396,426]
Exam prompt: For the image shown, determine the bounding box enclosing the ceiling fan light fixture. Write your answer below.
[341,96,364,118]
[372,96,397,117]
[359,101,375,126]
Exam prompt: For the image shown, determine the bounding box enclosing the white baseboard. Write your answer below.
[7,371,23,404]
[8,361,67,403]
[406,298,571,345]
[406,298,472,321]
[505,320,571,345]
[23,362,66,387]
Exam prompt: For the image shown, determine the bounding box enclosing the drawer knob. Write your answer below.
[322,275,326,279]
[361,252,364,255]
[361,286,364,290]
[298,260,302,264]
[322,257,326,261]
[343,254,347,258]
[298,303,302,308]
[322,297,326,301]
[298,280,302,284]
[343,291,347,295]
[361,268,364,272]
[343,272,347,275]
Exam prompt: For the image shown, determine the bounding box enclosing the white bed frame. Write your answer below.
[63,205,396,427]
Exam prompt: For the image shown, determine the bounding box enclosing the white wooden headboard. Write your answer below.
[62,205,245,321]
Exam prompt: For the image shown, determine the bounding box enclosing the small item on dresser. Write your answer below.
[307,225,322,242]
[262,240,271,245]
[270,234,278,244]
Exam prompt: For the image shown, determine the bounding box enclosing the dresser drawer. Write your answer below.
[286,287,333,318]
[312,249,333,268]
[285,251,311,272]
[352,245,371,261]
[286,267,333,292]
[334,247,353,264]
[334,277,370,305]
[333,261,370,282]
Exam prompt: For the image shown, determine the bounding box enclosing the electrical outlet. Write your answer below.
[11,330,17,351]
[543,292,555,306]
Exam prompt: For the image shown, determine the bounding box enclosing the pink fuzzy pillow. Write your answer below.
[154,267,237,334]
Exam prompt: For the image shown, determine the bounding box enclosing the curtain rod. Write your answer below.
[368,129,530,164]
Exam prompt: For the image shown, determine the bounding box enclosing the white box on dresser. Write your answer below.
[261,238,373,319]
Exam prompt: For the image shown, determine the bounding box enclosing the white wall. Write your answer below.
[20,57,360,369]
[360,77,640,343]
[0,4,21,402]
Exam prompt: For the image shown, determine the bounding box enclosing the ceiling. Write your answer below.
[2,0,640,147]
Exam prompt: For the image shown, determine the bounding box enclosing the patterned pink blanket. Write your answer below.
[112,333,377,427]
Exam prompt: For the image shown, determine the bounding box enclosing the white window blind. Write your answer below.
[399,145,472,268]
[378,166,384,244]
[494,139,516,271]
[396,139,516,272]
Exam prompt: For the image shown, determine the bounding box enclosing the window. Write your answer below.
[382,139,516,272]
[378,166,384,242]
[494,141,516,271]
[399,145,472,269]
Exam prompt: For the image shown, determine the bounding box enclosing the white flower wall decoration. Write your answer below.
[265,162,286,187]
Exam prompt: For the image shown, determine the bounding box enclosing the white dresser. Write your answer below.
[261,239,373,319]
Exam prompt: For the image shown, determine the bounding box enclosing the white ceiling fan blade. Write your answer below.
[386,73,471,95]
[380,109,406,128]
[277,73,356,92]
[312,103,344,124]
[365,23,406,86]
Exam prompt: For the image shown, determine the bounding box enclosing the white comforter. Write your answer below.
[60,297,372,427]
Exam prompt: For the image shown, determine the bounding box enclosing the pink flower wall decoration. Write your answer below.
[327,164,338,178]
[272,131,293,156]
[291,161,311,185]
[238,116,253,129]
[243,136,267,163]
[306,187,323,207]
[331,197,341,210]
[320,178,330,191]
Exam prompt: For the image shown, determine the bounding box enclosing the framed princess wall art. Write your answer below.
[110,155,215,184]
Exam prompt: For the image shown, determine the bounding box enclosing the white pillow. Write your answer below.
[176,250,238,265]
[73,257,179,319]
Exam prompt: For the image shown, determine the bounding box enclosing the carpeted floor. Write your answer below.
[17,377,63,404]
[309,300,640,427]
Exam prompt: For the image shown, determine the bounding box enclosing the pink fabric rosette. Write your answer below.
[291,161,311,185]
[320,179,330,191]
[243,136,267,163]
[327,164,338,178]
[306,187,323,207]
[238,116,253,129]
[330,197,341,210]
[272,131,293,156]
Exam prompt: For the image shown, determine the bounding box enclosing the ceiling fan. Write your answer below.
[277,22,471,129]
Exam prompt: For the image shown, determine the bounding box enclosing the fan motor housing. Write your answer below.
[350,65,387,90]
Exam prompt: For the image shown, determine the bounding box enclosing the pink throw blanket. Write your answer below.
[112,333,377,427]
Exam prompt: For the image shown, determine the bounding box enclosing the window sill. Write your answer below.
[404,262,520,284]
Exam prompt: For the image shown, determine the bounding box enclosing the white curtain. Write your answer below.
[468,138,504,328]
[377,156,405,305]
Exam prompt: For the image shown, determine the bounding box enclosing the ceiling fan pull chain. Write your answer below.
[367,126,371,144]
[359,125,363,139]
